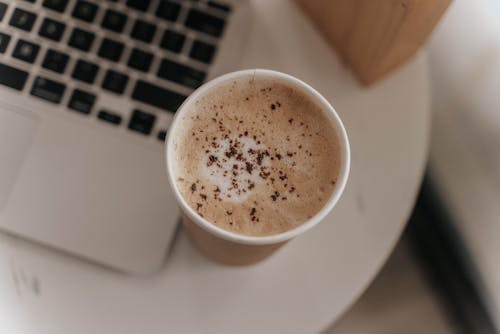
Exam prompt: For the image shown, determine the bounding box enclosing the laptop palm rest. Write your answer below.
[0,108,38,210]
[0,111,178,274]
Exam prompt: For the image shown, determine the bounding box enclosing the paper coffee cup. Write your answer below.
[165,69,350,265]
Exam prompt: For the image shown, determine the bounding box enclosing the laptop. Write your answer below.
[0,0,250,274]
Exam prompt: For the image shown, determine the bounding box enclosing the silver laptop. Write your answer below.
[0,0,250,274]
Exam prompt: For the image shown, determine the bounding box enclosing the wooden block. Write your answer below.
[296,0,451,85]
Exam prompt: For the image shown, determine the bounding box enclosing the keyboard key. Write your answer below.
[157,59,205,89]
[208,1,231,12]
[38,18,66,41]
[101,9,127,33]
[0,32,10,53]
[102,69,128,94]
[68,28,95,51]
[0,2,7,22]
[127,48,153,72]
[126,0,150,12]
[9,8,37,32]
[42,0,69,13]
[97,38,124,62]
[132,80,186,112]
[0,62,28,91]
[72,59,99,84]
[157,129,166,141]
[68,88,95,114]
[12,39,40,63]
[185,9,225,37]
[42,49,69,73]
[155,1,180,22]
[30,76,66,103]
[128,109,155,135]
[97,110,121,125]
[190,40,215,63]
[159,30,185,53]
[72,0,98,23]
[130,19,156,43]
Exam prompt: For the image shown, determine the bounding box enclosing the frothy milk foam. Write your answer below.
[171,76,341,236]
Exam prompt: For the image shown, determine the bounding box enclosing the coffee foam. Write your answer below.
[201,136,270,202]
[171,76,341,236]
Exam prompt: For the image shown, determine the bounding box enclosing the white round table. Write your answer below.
[0,1,430,333]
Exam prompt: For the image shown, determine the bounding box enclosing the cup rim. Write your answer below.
[165,69,350,245]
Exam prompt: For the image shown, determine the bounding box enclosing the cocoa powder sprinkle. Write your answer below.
[246,162,253,174]
[207,155,217,166]
[257,153,264,165]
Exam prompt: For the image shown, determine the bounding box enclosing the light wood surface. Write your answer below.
[296,0,451,85]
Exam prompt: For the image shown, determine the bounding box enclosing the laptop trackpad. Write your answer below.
[0,109,38,210]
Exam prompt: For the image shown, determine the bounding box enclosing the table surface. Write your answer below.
[0,1,430,333]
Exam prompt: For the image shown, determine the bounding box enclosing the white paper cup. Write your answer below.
[166,69,350,265]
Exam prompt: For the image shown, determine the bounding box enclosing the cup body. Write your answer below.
[166,69,350,265]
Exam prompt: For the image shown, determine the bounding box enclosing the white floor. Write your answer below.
[324,240,457,334]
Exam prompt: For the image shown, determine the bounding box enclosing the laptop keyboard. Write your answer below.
[0,0,231,141]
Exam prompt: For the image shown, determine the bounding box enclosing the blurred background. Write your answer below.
[323,0,500,332]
